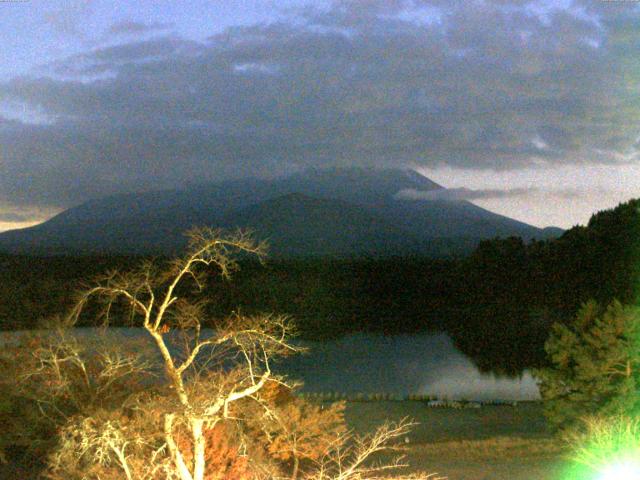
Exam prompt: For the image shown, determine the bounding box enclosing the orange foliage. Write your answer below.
[174,423,253,480]
[172,383,346,479]
[246,382,346,477]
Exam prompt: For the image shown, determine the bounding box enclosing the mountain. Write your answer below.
[220,193,424,257]
[0,167,562,257]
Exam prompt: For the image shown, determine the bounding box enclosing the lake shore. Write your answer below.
[344,400,570,480]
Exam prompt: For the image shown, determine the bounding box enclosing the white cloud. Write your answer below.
[0,204,62,233]
[417,163,640,228]
[395,187,533,201]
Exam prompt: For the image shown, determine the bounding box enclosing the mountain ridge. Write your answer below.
[0,167,562,257]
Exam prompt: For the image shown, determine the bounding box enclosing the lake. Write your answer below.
[280,332,540,401]
[1,329,540,401]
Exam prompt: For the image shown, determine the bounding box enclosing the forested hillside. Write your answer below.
[1,199,638,374]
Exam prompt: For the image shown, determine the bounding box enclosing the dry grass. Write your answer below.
[342,400,570,479]
[411,436,564,461]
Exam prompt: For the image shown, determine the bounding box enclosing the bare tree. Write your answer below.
[3,228,444,480]
[306,418,444,480]
[59,227,298,480]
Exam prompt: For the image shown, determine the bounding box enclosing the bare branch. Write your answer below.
[307,418,446,480]
[8,228,440,480]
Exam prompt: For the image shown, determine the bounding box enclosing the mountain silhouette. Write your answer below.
[0,167,561,257]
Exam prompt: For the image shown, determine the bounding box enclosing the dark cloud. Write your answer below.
[43,36,203,78]
[43,1,96,40]
[0,115,23,131]
[1,0,639,209]
[107,21,173,36]
[575,0,640,16]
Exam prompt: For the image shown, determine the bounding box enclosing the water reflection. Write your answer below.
[2,329,540,401]
[279,333,540,401]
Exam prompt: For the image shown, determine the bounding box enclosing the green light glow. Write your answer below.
[597,460,640,480]
[561,416,640,480]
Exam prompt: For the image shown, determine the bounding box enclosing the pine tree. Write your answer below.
[535,300,640,430]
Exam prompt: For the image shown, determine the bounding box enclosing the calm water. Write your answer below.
[2,329,540,401]
[280,333,540,401]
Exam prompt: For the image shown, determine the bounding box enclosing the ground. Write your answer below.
[2,400,579,479]
[343,400,572,480]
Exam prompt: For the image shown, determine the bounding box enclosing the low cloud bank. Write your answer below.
[396,187,533,202]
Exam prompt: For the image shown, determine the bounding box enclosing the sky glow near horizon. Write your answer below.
[1,0,640,232]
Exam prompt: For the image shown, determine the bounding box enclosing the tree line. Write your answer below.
[1,199,638,374]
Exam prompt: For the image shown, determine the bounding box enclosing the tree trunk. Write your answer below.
[149,330,190,406]
[191,418,206,480]
[164,413,194,480]
[291,455,300,480]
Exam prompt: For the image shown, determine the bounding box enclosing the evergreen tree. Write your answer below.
[535,300,640,430]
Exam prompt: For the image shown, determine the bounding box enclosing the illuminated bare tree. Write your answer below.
[60,228,299,480]
[2,228,443,480]
[306,418,444,480]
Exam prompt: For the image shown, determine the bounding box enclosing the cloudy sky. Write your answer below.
[1,0,639,232]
